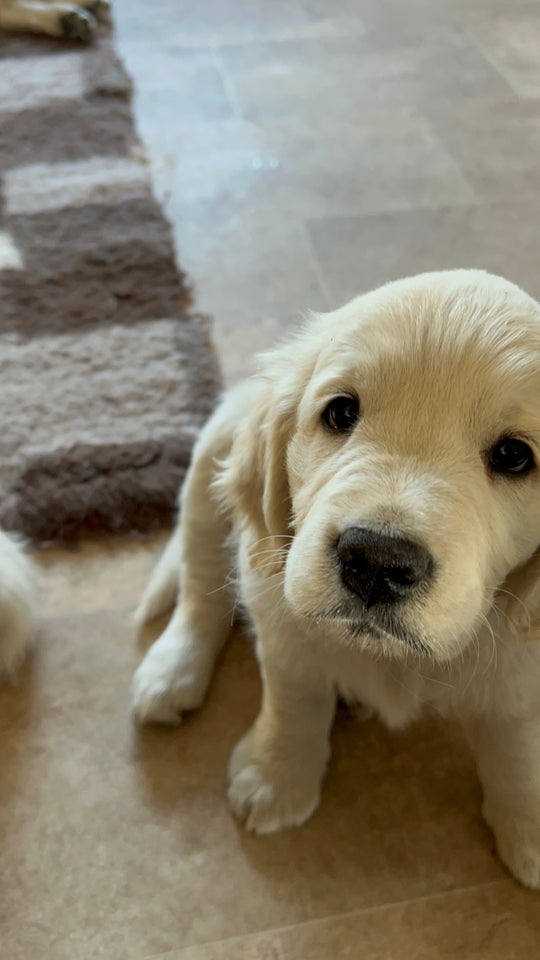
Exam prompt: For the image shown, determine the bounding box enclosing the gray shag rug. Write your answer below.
[0,26,221,544]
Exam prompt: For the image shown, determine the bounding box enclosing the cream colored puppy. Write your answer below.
[0,0,110,41]
[132,270,540,890]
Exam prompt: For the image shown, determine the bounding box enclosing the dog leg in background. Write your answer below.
[228,646,335,833]
[131,399,237,726]
[0,531,37,678]
[0,0,110,41]
[465,712,540,889]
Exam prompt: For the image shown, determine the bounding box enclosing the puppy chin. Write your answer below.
[344,615,431,658]
[287,580,483,665]
[340,612,478,665]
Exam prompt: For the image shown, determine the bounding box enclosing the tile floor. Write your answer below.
[2,1,540,957]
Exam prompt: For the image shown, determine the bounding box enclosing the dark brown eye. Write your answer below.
[322,396,359,432]
[489,438,535,476]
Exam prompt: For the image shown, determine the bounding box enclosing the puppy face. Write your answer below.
[225,271,540,662]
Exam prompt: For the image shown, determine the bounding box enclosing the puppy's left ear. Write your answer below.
[502,549,540,637]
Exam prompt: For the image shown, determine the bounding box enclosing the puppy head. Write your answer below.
[224,270,540,661]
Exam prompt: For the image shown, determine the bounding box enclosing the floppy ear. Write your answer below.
[217,332,317,574]
[221,379,294,572]
[502,549,540,637]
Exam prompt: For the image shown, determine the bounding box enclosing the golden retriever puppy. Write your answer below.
[0,530,36,676]
[132,269,540,889]
[0,0,110,41]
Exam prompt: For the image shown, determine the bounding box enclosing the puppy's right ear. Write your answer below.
[216,329,319,573]
[217,376,295,573]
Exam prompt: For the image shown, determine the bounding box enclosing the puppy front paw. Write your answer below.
[227,732,322,834]
[484,801,540,889]
[131,628,210,725]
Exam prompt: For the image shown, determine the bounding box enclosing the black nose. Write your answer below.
[336,526,434,607]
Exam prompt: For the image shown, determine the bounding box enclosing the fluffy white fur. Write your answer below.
[0,530,36,677]
[133,270,540,889]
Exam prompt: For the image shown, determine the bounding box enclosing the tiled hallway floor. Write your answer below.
[116,0,540,382]
[1,1,540,957]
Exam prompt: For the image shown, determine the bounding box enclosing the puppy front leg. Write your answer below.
[132,426,233,725]
[465,712,540,889]
[229,650,335,834]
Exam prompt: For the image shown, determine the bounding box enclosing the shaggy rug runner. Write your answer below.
[0,27,221,544]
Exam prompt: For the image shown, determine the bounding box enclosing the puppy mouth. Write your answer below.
[312,602,431,656]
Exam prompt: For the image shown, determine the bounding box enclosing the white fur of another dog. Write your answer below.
[0,531,36,677]
[132,270,540,890]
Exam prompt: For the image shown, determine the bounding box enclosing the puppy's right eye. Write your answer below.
[322,396,359,432]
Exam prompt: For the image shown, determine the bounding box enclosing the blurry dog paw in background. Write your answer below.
[0,0,111,42]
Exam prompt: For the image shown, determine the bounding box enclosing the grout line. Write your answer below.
[302,191,540,228]
[465,26,529,101]
[141,878,509,960]
[210,47,245,122]
[300,219,334,311]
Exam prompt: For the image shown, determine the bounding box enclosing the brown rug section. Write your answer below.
[0,27,222,544]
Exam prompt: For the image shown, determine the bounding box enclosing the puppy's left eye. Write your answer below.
[322,395,359,432]
[488,438,535,476]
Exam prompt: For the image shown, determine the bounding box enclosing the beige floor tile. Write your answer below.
[218,33,513,124]
[143,113,474,223]
[148,881,540,959]
[471,15,540,98]
[425,98,540,199]
[115,0,366,48]
[308,200,540,307]
[114,0,539,396]
[0,607,517,960]
[123,45,234,125]
[33,531,168,616]
[118,103,477,362]
[167,208,328,376]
